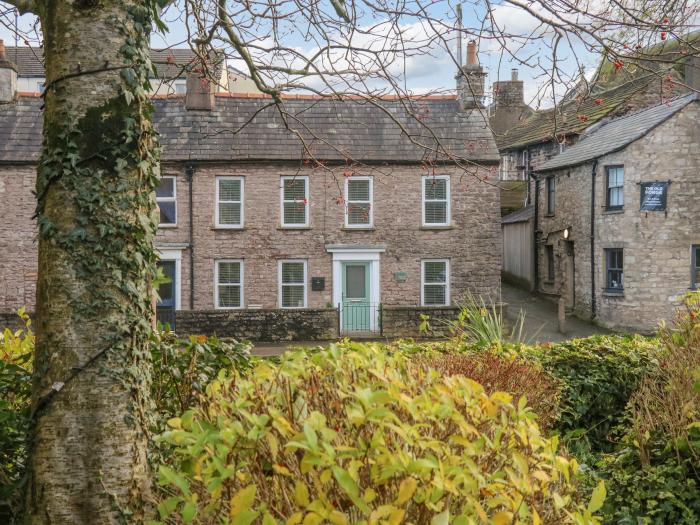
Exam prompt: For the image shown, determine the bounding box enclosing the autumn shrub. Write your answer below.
[155,342,604,525]
[150,329,253,427]
[417,351,562,429]
[0,309,33,522]
[594,292,700,524]
[0,315,253,523]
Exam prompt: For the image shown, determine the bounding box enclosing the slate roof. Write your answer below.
[537,93,697,172]
[497,74,658,151]
[501,204,534,224]
[4,46,216,80]
[499,32,700,152]
[0,94,499,164]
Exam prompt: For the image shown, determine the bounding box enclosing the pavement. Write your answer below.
[500,283,612,343]
[250,283,612,356]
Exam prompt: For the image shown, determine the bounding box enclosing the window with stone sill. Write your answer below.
[216,260,243,309]
[421,259,450,306]
[692,245,700,289]
[422,175,450,227]
[279,260,307,308]
[156,176,177,226]
[345,177,373,228]
[605,248,624,292]
[216,176,244,228]
[280,176,309,227]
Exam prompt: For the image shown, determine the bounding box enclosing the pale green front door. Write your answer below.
[342,262,371,332]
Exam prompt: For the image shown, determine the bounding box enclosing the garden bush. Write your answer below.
[595,292,700,524]
[514,335,660,457]
[151,329,253,426]
[155,342,603,524]
[417,351,562,429]
[0,314,253,523]
[0,309,33,521]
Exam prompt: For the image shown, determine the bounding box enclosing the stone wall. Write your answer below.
[0,165,37,311]
[173,305,462,341]
[174,308,337,341]
[536,101,700,331]
[381,306,460,338]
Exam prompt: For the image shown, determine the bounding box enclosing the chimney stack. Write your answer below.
[0,40,18,104]
[456,40,486,110]
[186,66,215,111]
[492,68,524,109]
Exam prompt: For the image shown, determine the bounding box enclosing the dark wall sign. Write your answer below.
[640,182,668,211]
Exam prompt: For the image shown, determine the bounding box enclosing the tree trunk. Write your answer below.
[25,1,159,523]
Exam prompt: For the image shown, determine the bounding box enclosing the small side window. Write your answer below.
[606,166,624,210]
[546,245,555,282]
[605,248,624,292]
[546,176,555,215]
[692,245,700,289]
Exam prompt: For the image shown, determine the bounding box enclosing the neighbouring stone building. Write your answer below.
[533,94,699,331]
[495,33,699,216]
[0,42,502,341]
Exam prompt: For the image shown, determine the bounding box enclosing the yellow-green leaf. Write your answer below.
[295,481,310,507]
[395,478,418,505]
[230,484,257,517]
[587,480,606,514]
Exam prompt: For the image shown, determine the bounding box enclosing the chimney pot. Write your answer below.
[0,40,5,59]
[511,68,518,81]
[466,40,478,66]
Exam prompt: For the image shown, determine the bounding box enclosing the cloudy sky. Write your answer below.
[0,1,682,109]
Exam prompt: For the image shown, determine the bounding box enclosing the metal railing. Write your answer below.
[338,302,383,335]
[156,307,176,330]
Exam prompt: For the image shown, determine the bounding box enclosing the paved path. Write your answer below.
[251,284,612,356]
[501,283,612,343]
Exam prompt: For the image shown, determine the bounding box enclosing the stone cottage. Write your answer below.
[495,33,699,215]
[533,94,699,331]
[0,43,502,341]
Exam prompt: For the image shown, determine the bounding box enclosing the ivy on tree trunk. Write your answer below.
[20,1,163,522]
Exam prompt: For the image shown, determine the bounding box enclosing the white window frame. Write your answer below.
[278,260,308,309]
[344,176,374,228]
[214,259,244,309]
[215,176,245,228]
[421,259,450,307]
[156,175,177,228]
[421,175,451,227]
[280,176,310,228]
[156,249,182,310]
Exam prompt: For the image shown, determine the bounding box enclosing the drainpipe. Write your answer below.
[185,164,195,310]
[530,170,540,292]
[590,160,598,319]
